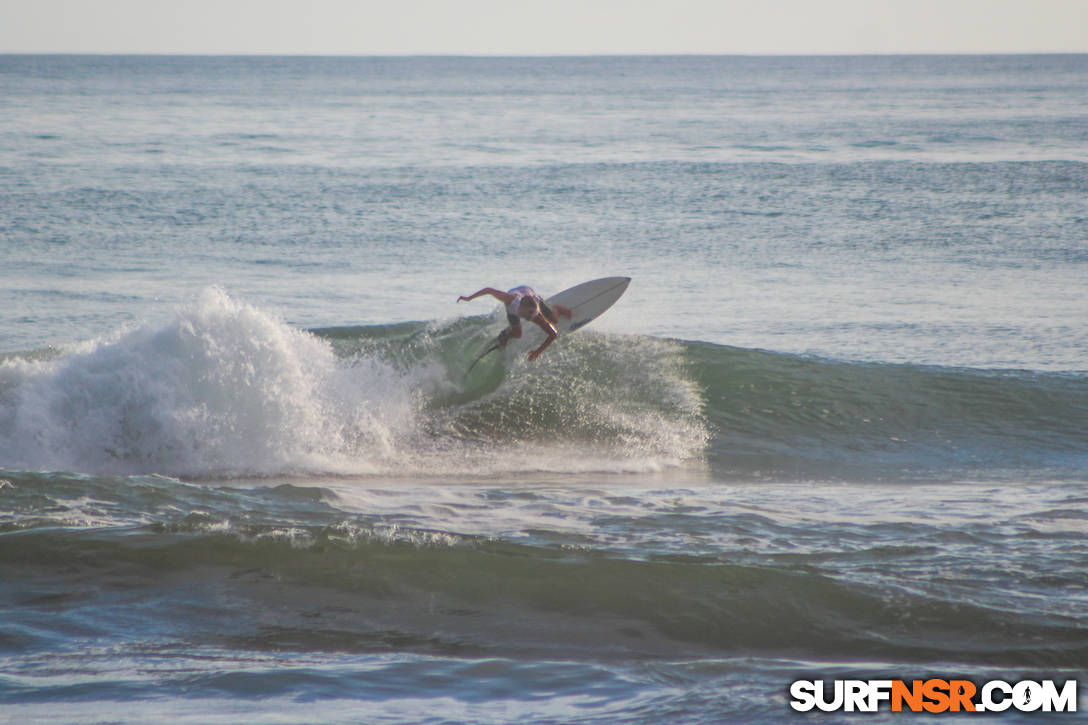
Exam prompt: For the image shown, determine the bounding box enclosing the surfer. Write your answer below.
[457,285,571,361]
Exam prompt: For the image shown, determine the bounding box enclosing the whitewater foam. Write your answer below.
[0,289,416,477]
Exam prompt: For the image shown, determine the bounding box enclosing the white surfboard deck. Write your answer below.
[546,276,631,336]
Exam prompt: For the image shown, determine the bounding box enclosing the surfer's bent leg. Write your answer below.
[498,322,521,347]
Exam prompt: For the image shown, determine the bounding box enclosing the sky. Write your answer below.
[1,0,1085,55]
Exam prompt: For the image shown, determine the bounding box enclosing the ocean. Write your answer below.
[1,54,1086,723]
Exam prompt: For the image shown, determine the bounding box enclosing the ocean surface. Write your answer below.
[1,54,1086,723]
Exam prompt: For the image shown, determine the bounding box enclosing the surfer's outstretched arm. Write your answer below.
[458,287,515,305]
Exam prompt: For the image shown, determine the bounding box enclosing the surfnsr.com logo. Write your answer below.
[789,679,1079,713]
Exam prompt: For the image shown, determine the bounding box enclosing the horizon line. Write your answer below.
[2,50,1086,58]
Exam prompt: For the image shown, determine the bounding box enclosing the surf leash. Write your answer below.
[467,339,502,374]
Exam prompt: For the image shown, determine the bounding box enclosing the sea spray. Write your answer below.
[0,289,415,476]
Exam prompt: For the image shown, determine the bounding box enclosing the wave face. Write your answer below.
[1,289,1084,481]
[691,343,1088,480]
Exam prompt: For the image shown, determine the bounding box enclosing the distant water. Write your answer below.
[1,55,1086,723]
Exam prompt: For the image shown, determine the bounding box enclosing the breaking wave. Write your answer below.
[0,289,705,478]
[1,288,1084,481]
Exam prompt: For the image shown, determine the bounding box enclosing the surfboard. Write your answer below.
[468,276,630,371]
[546,276,631,335]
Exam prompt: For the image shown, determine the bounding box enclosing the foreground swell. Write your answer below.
[3,472,1084,670]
